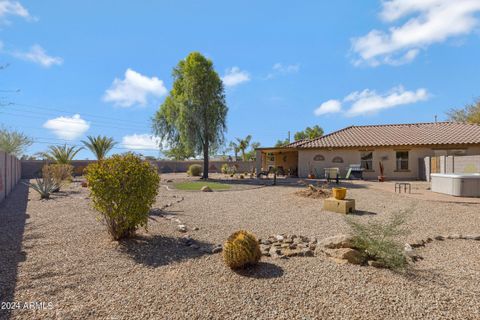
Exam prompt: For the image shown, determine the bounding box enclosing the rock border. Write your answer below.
[152,195,223,255]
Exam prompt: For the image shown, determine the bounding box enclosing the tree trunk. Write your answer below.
[203,140,209,179]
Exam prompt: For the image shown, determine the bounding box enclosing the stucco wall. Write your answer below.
[274,151,298,171]
[298,145,480,180]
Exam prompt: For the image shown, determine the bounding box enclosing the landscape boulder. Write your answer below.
[317,234,355,250]
[201,186,213,192]
[324,248,365,265]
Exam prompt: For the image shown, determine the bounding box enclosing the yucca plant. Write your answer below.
[81,135,117,160]
[37,144,83,164]
[27,177,59,200]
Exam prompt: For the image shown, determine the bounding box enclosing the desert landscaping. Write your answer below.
[1,172,479,320]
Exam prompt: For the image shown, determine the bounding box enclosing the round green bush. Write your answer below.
[187,164,202,176]
[85,153,160,240]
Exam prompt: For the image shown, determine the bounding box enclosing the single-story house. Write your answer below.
[255,122,480,180]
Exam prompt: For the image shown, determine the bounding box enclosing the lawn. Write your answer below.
[173,181,231,190]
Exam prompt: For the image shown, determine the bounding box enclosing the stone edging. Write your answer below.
[151,195,223,255]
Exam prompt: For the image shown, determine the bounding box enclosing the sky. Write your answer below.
[1,0,480,159]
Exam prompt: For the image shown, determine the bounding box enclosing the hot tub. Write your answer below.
[430,173,480,197]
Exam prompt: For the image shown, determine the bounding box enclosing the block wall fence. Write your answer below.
[21,160,255,179]
[0,151,22,204]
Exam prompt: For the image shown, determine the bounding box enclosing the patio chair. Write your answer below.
[325,167,340,184]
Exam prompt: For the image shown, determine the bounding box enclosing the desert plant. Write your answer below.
[223,230,261,269]
[221,163,229,174]
[187,164,202,177]
[81,135,117,160]
[346,211,410,271]
[85,153,160,240]
[37,144,83,164]
[42,164,73,191]
[0,127,33,157]
[27,177,59,199]
[239,174,244,179]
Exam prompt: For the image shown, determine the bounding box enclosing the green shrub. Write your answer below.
[85,153,160,240]
[346,211,409,271]
[187,164,202,176]
[42,164,73,191]
[221,163,229,174]
[223,230,261,269]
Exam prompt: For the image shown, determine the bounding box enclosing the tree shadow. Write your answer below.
[117,235,214,268]
[0,182,29,320]
[232,262,284,279]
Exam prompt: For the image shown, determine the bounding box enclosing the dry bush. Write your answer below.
[42,164,73,191]
[295,184,331,199]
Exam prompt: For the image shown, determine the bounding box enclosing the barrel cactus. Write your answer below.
[223,230,262,269]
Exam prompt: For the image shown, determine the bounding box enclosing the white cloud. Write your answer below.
[221,67,250,87]
[103,68,167,107]
[351,0,480,66]
[122,134,161,150]
[0,1,32,23]
[43,114,90,140]
[346,86,429,116]
[314,86,429,117]
[313,99,342,116]
[12,44,63,67]
[266,63,300,79]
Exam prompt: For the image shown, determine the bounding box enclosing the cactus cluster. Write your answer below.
[223,230,262,269]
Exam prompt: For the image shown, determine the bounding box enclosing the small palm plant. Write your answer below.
[236,135,252,161]
[27,177,59,199]
[81,135,117,160]
[37,144,83,164]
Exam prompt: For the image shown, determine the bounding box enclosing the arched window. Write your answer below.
[313,154,325,161]
[332,156,344,163]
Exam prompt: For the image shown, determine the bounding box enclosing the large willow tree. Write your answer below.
[153,52,228,179]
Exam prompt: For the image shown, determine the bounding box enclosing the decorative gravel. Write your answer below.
[1,174,480,319]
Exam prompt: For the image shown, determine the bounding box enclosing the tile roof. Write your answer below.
[283,139,310,148]
[290,122,480,149]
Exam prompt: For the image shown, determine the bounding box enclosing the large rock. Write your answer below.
[201,186,213,192]
[318,234,355,250]
[324,248,365,265]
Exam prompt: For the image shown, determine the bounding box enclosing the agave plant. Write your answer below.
[37,144,83,164]
[27,177,59,200]
[81,135,117,160]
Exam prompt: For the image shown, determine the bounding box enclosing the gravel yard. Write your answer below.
[1,174,480,319]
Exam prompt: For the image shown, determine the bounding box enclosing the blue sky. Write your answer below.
[1,0,480,159]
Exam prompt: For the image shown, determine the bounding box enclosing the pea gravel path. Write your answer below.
[1,176,479,320]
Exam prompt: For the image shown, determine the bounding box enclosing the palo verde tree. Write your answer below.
[294,125,324,141]
[447,98,480,124]
[81,135,117,160]
[153,52,227,179]
[0,127,33,157]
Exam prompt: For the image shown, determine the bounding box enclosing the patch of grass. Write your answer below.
[173,181,231,191]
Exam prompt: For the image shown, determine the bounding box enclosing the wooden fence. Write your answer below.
[0,151,22,203]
